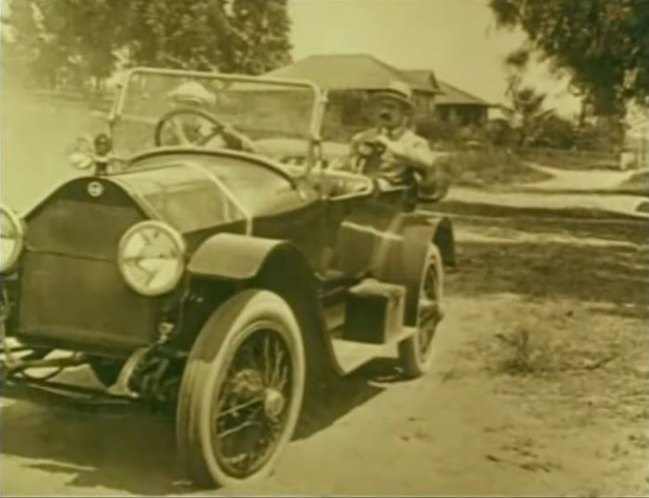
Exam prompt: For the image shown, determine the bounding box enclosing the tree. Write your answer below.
[3,0,293,90]
[120,0,292,73]
[2,0,56,86]
[226,0,292,74]
[44,0,123,91]
[121,0,224,71]
[489,0,649,115]
[534,114,577,149]
[505,72,553,147]
[573,116,625,152]
[485,118,518,147]
[4,0,122,91]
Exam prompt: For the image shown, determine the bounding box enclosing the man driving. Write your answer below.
[346,80,444,199]
[164,80,257,153]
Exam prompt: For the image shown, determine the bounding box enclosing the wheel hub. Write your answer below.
[231,369,264,398]
[263,388,286,420]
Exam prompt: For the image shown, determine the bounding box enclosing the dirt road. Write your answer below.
[526,162,639,192]
[2,96,648,496]
[2,214,648,496]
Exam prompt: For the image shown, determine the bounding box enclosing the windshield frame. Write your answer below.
[107,67,327,170]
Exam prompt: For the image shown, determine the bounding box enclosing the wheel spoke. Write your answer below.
[263,333,272,384]
[216,397,265,419]
[277,364,289,390]
[270,339,285,386]
[218,419,261,439]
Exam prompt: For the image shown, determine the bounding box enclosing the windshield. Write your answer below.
[110,68,321,160]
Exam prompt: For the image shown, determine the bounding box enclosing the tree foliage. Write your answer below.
[227,0,292,74]
[489,0,649,115]
[504,68,554,147]
[3,0,292,89]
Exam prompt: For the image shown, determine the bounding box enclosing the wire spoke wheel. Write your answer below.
[398,244,444,378]
[212,328,293,477]
[177,290,305,489]
[417,263,441,357]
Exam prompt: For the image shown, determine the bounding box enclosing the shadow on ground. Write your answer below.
[1,359,397,495]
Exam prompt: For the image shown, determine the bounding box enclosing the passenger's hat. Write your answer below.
[167,81,216,106]
[370,80,415,109]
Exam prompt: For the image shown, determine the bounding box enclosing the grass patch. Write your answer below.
[494,327,551,375]
[437,149,552,188]
[518,148,619,171]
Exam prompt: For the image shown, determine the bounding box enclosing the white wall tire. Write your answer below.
[176,289,305,489]
[398,244,444,378]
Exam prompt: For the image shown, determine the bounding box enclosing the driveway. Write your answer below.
[524,162,639,192]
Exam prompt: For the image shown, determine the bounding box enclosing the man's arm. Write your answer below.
[221,124,257,153]
[375,134,435,173]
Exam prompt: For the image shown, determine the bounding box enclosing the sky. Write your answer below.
[288,0,582,117]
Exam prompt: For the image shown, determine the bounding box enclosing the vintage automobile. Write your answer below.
[0,67,455,488]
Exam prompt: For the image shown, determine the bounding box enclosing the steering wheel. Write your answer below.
[154,108,232,147]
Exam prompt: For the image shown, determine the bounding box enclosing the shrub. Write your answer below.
[438,148,551,187]
[493,327,554,376]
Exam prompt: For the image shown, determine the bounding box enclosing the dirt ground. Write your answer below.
[2,213,648,496]
[1,95,649,496]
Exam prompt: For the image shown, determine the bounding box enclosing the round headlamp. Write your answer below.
[118,221,186,296]
[1,205,25,273]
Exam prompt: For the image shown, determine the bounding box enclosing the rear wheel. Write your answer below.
[177,289,305,488]
[398,244,444,378]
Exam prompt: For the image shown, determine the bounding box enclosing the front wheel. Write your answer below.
[177,290,306,488]
[398,244,444,378]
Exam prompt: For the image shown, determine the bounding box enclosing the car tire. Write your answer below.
[398,244,444,378]
[177,289,306,489]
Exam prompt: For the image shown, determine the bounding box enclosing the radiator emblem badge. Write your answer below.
[87,181,104,198]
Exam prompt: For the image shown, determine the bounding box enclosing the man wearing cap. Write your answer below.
[165,80,257,152]
[346,80,445,201]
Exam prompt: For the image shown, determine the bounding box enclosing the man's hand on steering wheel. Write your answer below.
[354,139,386,174]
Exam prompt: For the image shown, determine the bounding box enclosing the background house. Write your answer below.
[404,70,492,126]
[266,53,441,112]
[266,54,441,139]
[432,80,491,126]
[267,54,495,139]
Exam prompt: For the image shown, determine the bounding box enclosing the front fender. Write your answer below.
[420,212,455,267]
[188,232,283,280]
[187,232,338,380]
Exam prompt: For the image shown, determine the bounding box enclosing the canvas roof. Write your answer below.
[266,54,441,95]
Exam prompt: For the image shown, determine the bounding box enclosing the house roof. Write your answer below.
[266,54,441,94]
[401,69,442,95]
[433,79,492,107]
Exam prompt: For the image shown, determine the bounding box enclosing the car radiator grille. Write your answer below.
[17,198,162,352]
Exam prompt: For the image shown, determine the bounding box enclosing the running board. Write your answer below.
[330,327,416,376]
